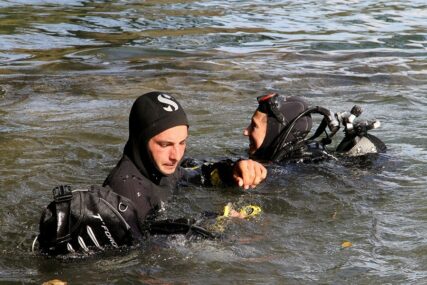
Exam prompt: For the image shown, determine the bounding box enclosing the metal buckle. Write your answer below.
[52,185,73,203]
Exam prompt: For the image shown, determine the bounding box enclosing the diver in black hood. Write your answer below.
[244,92,386,163]
[104,92,267,227]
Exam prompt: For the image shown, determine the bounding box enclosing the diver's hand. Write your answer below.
[232,159,267,190]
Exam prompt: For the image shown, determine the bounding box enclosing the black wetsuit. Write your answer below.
[103,155,235,224]
[103,155,176,222]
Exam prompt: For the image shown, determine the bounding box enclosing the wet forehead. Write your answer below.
[252,111,267,126]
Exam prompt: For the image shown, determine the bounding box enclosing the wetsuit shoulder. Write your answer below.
[103,155,166,221]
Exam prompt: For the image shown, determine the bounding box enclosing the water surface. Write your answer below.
[1,0,427,284]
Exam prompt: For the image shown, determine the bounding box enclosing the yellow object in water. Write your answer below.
[341,241,353,248]
[210,203,262,233]
[238,205,262,218]
[222,202,233,217]
[210,168,222,186]
[221,203,261,219]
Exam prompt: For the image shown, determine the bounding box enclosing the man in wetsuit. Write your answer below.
[243,92,386,163]
[103,91,267,226]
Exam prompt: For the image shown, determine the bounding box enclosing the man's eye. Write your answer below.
[159,143,169,147]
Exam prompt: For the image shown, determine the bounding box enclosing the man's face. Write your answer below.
[244,110,267,155]
[148,125,188,175]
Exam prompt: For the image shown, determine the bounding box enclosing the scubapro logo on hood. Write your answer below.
[157,94,179,112]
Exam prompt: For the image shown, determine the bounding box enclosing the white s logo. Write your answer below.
[157,94,179,112]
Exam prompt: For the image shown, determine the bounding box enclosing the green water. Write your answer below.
[1,0,427,284]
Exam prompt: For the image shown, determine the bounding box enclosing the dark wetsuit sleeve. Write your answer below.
[179,158,236,187]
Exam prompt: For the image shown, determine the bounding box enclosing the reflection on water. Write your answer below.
[1,0,427,284]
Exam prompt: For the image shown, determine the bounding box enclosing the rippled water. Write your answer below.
[1,0,427,284]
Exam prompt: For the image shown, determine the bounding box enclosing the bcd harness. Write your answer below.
[35,185,217,255]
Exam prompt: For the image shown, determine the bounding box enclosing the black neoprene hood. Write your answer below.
[253,93,312,160]
[123,92,189,182]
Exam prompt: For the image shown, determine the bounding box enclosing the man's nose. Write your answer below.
[169,146,178,160]
[243,127,249,136]
[170,145,184,161]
